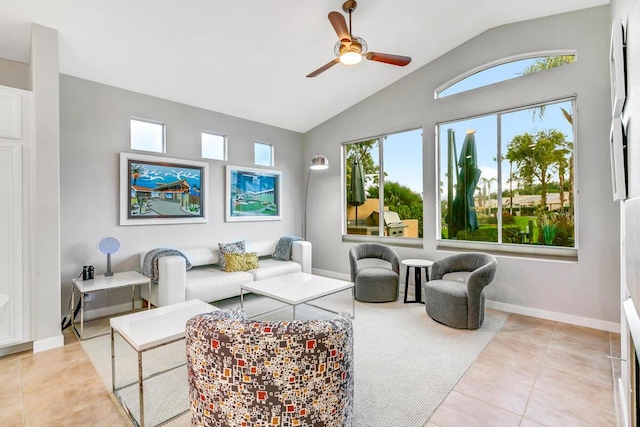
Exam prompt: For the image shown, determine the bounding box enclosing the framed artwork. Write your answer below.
[609,118,627,202]
[225,165,282,222]
[610,19,626,118]
[119,152,209,225]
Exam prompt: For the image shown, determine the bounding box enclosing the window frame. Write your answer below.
[254,141,274,167]
[130,117,166,153]
[434,50,577,99]
[341,127,424,248]
[435,96,579,260]
[201,130,227,161]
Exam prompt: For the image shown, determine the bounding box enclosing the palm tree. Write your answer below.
[130,164,143,185]
[522,56,575,122]
[479,177,497,214]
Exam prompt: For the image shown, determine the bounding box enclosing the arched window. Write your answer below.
[435,51,576,99]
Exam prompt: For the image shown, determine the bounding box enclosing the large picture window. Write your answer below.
[438,98,575,250]
[344,128,423,239]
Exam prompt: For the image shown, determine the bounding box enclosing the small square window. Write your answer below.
[202,132,227,161]
[254,142,273,167]
[131,118,164,153]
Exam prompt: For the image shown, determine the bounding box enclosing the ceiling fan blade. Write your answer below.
[365,52,412,66]
[306,58,340,78]
[328,11,351,42]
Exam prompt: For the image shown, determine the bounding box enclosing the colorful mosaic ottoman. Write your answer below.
[186,308,354,427]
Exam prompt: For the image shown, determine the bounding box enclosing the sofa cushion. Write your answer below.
[224,252,259,272]
[248,258,302,281]
[185,267,253,303]
[218,240,246,271]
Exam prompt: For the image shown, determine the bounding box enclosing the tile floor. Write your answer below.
[0,313,620,427]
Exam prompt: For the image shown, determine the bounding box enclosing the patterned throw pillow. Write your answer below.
[224,252,259,272]
[218,240,246,271]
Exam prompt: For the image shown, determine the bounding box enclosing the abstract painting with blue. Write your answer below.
[128,159,204,219]
[226,166,282,221]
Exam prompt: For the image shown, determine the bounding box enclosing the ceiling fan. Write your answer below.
[307,0,412,78]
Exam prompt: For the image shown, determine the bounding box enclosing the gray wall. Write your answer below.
[304,6,620,326]
[59,75,304,314]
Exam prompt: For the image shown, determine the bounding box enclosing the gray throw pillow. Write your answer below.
[218,240,246,272]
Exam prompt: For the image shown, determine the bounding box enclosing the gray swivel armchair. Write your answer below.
[349,243,400,302]
[423,252,497,329]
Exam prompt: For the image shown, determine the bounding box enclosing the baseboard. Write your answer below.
[33,334,64,353]
[486,300,621,333]
[81,300,145,322]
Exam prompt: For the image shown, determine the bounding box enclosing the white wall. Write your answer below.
[304,6,620,327]
[59,75,304,316]
[29,24,63,350]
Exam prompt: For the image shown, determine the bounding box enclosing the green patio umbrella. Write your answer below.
[348,157,367,226]
[452,130,481,237]
[446,129,457,236]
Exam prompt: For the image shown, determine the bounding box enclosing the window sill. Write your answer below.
[342,234,423,249]
[436,239,578,262]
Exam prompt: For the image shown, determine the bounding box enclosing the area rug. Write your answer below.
[81,292,508,426]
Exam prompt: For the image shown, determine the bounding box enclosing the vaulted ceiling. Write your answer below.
[0,0,609,132]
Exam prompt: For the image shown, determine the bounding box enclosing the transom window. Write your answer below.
[437,98,576,250]
[254,142,273,167]
[436,53,576,98]
[344,128,423,239]
[130,118,165,153]
[202,131,227,161]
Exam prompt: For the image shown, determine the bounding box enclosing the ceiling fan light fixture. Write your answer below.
[340,50,362,66]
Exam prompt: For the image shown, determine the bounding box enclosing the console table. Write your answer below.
[72,271,151,340]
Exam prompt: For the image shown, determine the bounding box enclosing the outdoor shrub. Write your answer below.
[477,214,491,225]
[501,212,516,225]
[456,225,521,243]
[487,215,498,225]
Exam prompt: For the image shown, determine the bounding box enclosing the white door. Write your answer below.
[0,86,29,348]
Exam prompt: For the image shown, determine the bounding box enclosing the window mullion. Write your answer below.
[378,137,385,237]
[496,114,503,243]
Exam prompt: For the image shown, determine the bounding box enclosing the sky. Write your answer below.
[365,56,575,197]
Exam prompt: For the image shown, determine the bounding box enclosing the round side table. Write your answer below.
[401,259,434,304]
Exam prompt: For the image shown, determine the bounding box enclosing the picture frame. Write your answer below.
[609,117,627,202]
[225,165,282,222]
[119,152,209,225]
[610,19,626,118]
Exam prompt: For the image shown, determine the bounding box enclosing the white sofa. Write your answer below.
[140,239,311,307]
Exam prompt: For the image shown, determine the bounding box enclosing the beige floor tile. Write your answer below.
[424,422,440,427]
[542,346,613,384]
[21,356,99,396]
[552,322,610,341]
[533,365,614,415]
[503,314,556,332]
[524,387,616,426]
[483,333,548,364]
[429,391,521,427]
[494,326,553,347]
[0,400,23,427]
[0,357,22,380]
[19,342,88,378]
[548,333,611,359]
[520,418,547,427]
[474,346,542,386]
[454,364,533,414]
[0,373,22,406]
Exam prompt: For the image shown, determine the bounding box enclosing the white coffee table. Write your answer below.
[72,271,151,340]
[241,272,355,319]
[110,299,218,427]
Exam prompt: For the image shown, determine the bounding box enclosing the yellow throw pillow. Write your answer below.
[224,252,259,272]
